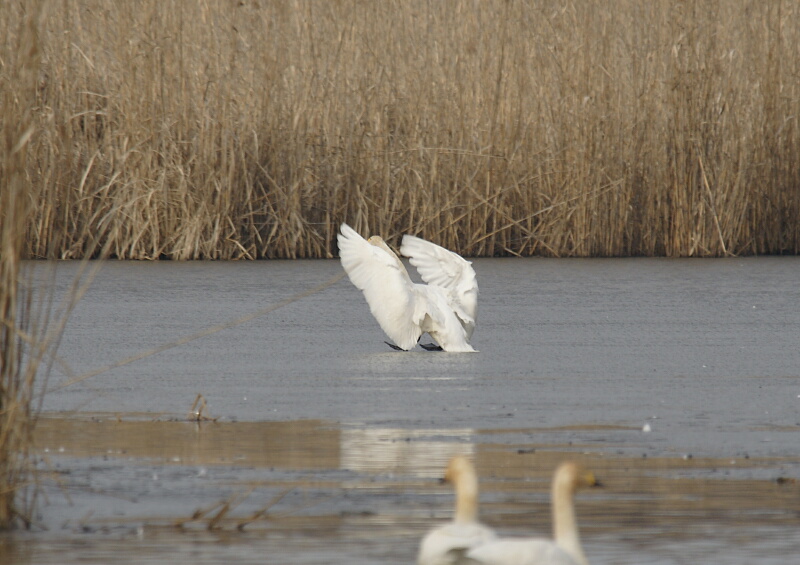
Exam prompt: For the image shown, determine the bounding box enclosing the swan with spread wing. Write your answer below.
[337,223,478,352]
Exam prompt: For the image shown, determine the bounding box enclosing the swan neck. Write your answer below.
[454,470,479,523]
[371,238,409,277]
[552,481,588,565]
[392,253,410,278]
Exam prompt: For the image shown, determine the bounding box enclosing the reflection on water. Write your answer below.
[340,428,474,477]
[34,416,477,477]
[4,415,796,565]
[35,416,342,470]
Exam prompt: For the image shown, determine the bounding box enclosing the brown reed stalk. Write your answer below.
[5,0,800,259]
[0,2,95,530]
[0,2,43,529]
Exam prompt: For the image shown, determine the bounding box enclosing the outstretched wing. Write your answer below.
[337,224,422,350]
[400,234,478,335]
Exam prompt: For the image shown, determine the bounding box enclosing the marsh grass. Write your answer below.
[0,2,44,528]
[0,2,93,529]
[5,0,800,258]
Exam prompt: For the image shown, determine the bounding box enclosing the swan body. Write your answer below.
[418,456,497,565]
[466,539,579,565]
[337,223,478,352]
[466,462,598,565]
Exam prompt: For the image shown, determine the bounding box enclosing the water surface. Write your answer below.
[2,258,798,563]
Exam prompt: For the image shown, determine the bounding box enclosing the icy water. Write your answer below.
[2,258,800,564]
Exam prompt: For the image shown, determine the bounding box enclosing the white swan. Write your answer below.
[337,223,478,352]
[417,456,497,565]
[465,462,598,565]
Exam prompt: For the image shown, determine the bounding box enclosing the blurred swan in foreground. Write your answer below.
[337,223,478,352]
[466,462,599,565]
[418,456,497,565]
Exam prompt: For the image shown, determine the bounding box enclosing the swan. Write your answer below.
[417,456,497,565]
[337,223,478,352]
[465,462,599,565]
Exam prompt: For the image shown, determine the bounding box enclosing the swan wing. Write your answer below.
[400,234,478,333]
[338,223,422,350]
[400,234,478,295]
[466,539,579,565]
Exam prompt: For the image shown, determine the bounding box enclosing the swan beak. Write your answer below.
[584,470,601,488]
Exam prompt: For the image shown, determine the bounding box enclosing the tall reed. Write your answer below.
[6,0,800,258]
[0,2,90,530]
[0,2,43,529]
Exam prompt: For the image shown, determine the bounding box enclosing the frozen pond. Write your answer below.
[2,257,799,564]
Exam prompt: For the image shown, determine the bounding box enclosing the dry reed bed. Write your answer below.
[3,0,800,259]
[1,3,42,528]
[1,3,89,528]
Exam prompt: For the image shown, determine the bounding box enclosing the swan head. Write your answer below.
[367,235,408,273]
[553,461,599,494]
[367,235,391,250]
[368,235,398,257]
[443,455,476,484]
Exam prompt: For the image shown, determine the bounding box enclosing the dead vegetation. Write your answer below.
[1,2,94,529]
[0,2,44,529]
[173,487,293,532]
[3,0,800,260]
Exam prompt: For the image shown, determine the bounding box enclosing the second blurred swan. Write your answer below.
[466,462,598,565]
[417,456,496,565]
